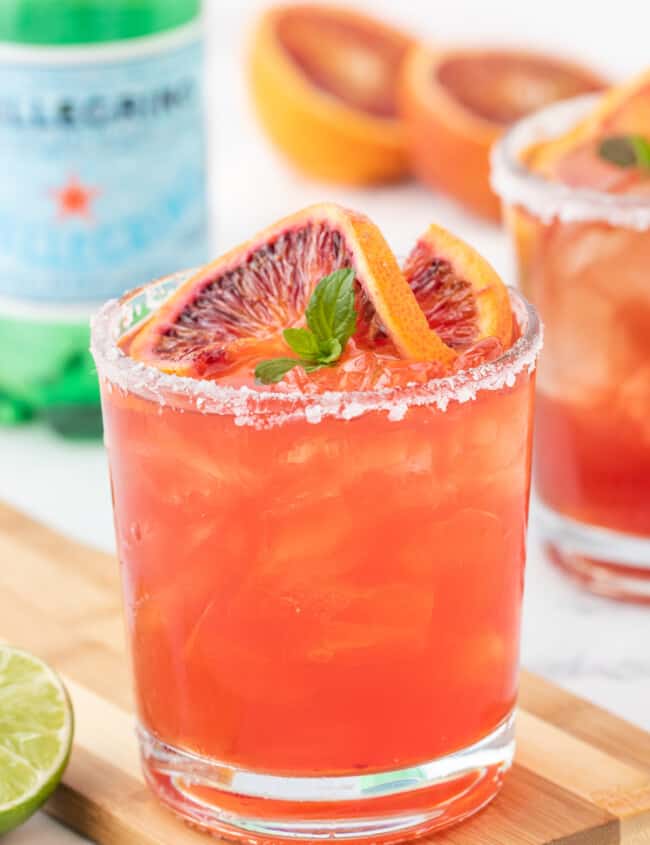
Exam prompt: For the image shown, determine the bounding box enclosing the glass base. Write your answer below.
[538,502,650,603]
[138,713,515,843]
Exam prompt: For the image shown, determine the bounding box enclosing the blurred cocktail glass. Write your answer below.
[493,95,650,601]
[92,270,540,842]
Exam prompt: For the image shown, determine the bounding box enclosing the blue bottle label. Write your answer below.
[0,24,208,305]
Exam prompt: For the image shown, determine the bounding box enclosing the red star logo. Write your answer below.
[51,175,100,221]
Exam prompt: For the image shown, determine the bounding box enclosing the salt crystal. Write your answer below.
[305,405,322,424]
[342,401,364,420]
[387,402,408,422]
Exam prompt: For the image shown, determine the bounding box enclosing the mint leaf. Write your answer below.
[254,268,358,385]
[599,135,650,170]
[631,135,650,170]
[283,328,321,361]
[306,268,357,347]
[316,337,342,363]
[255,358,301,384]
[599,136,637,167]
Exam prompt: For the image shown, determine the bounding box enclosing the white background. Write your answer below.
[4,1,650,841]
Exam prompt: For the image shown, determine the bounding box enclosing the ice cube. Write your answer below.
[617,364,650,445]
[536,223,650,405]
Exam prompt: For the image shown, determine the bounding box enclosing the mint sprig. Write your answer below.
[598,134,650,170]
[254,268,357,385]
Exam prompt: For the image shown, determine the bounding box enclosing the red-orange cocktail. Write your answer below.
[493,86,650,601]
[92,210,540,842]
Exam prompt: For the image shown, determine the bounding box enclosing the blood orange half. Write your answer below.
[404,223,513,355]
[128,204,456,383]
[249,4,413,185]
[399,45,606,219]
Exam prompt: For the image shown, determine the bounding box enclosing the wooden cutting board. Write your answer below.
[1,499,649,845]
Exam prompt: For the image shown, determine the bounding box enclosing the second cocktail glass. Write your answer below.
[493,95,650,601]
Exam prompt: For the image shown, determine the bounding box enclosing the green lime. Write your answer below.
[0,646,73,835]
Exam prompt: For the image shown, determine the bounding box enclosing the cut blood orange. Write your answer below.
[248,5,413,185]
[526,69,650,189]
[128,204,456,384]
[404,223,513,354]
[594,68,650,138]
[399,45,606,219]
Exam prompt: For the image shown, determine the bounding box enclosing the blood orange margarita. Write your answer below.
[493,83,650,602]
[92,209,540,842]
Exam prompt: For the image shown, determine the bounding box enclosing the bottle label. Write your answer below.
[0,23,208,306]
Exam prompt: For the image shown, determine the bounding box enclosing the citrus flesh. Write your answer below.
[275,6,410,119]
[404,223,513,354]
[249,6,412,185]
[399,46,605,220]
[126,205,515,390]
[0,646,73,835]
[526,68,650,191]
[435,51,605,126]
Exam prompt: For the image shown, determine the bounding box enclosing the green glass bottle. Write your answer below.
[0,0,208,436]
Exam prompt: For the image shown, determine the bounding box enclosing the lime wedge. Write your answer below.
[0,646,73,835]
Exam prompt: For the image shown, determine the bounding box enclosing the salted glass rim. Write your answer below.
[90,271,542,426]
[491,93,650,230]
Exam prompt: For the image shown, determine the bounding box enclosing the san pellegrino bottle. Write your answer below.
[0,0,208,436]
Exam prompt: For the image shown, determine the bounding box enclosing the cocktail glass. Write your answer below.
[493,94,650,602]
[91,271,540,843]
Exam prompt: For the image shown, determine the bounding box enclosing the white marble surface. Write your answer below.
[3,0,650,841]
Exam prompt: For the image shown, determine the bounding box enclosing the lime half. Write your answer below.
[0,646,73,835]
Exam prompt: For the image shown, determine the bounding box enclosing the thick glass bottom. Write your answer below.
[138,712,515,843]
[538,502,650,603]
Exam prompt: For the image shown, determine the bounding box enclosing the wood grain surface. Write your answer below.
[1,500,648,844]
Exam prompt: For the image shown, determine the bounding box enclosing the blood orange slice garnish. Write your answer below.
[249,5,413,186]
[399,45,606,219]
[127,204,456,385]
[526,69,650,190]
[404,223,513,358]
